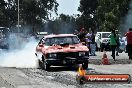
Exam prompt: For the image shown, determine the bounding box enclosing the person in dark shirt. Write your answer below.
[109,30,118,61]
[115,30,120,56]
[125,28,132,60]
[78,28,87,43]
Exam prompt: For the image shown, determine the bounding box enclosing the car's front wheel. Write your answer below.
[42,55,50,71]
[43,60,50,71]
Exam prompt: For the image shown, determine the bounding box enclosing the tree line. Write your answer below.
[0,0,130,33]
[78,0,130,32]
[0,0,58,33]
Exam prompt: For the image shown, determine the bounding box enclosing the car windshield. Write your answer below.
[102,33,110,38]
[45,36,80,46]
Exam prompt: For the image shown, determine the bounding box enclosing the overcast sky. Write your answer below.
[4,0,81,17]
[56,0,80,15]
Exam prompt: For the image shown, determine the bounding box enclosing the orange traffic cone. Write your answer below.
[102,51,109,65]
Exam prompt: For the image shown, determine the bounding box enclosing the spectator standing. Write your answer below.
[90,31,96,56]
[85,29,92,54]
[109,30,117,61]
[125,28,132,60]
[77,28,87,43]
[115,30,120,56]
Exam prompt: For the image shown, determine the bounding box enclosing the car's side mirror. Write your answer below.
[39,44,44,47]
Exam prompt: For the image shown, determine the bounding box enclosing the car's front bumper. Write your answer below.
[45,56,89,66]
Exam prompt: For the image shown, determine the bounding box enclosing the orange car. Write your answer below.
[35,34,89,71]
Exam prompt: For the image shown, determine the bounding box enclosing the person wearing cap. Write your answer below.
[125,28,132,60]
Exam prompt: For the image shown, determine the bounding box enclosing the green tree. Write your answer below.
[0,0,8,26]
[96,0,130,31]
[1,0,58,32]
[78,0,98,32]
[50,14,77,34]
[20,0,58,26]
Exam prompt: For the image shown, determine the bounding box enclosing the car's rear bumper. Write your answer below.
[45,56,89,65]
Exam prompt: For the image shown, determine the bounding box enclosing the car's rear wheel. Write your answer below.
[82,61,88,70]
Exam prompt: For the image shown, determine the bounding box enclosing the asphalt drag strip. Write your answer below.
[0,67,132,88]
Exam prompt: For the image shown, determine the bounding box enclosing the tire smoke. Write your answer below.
[120,0,132,34]
[0,34,39,68]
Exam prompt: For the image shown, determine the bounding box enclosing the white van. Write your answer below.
[95,32,111,51]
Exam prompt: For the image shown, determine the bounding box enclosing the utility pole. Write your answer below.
[17,0,20,32]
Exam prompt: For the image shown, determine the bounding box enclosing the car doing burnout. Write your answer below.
[35,34,89,71]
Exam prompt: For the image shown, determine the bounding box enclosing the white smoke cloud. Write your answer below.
[0,34,39,68]
[120,0,132,34]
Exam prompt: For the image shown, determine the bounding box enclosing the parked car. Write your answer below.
[35,34,89,71]
[95,32,111,51]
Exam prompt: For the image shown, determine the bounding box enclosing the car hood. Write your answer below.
[43,44,89,54]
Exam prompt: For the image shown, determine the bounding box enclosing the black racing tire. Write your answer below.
[43,60,50,71]
[41,55,50,71]
[82,61,88,70]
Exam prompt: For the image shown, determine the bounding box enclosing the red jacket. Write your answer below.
[125,31,132,44]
